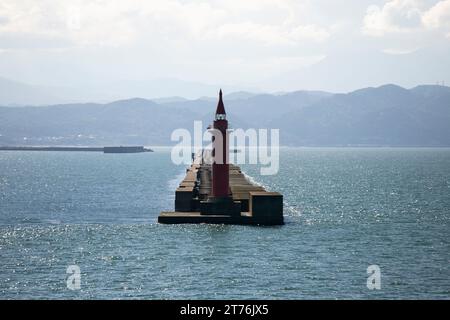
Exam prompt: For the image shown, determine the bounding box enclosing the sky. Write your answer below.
[0,0,449,99]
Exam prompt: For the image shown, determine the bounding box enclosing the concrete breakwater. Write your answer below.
[0,146,153,153]
[159,152,284,226]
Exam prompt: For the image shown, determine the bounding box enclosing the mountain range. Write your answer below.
[0,84,449,146]
[0,77,259,105]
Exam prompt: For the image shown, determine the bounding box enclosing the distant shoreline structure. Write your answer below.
[0,146,153,153]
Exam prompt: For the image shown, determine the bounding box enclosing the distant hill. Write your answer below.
[151,96,188,104]
[271,84,450,146]
[0,77,63,106]
[224,91,259,100]
[0,84,449,146]
[0,76,259,105]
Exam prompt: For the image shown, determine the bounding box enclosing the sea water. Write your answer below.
[0,148,449,299]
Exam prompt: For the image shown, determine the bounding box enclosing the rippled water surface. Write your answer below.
[0,148,449,299]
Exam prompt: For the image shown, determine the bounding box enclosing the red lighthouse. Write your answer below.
[212,89,229,198]
[160,88,283,224]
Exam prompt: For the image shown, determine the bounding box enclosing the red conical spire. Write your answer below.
[215,89,226,116]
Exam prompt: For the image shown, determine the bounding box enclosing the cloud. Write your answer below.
[363,0,450,37]
[382,47,419,54]
[422,0,450,36]
[0,0,336,87]
[0,0,330,49]
[0,0,332,85]
[362,0,424,36]
[213,22,329,46]
[0,0,128,48]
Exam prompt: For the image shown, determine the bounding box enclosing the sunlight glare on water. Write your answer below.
[0,148,449,299]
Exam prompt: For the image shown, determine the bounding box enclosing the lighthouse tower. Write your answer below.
[160,88,284,224]
[199,89,240,216]
[212,89,229,198]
